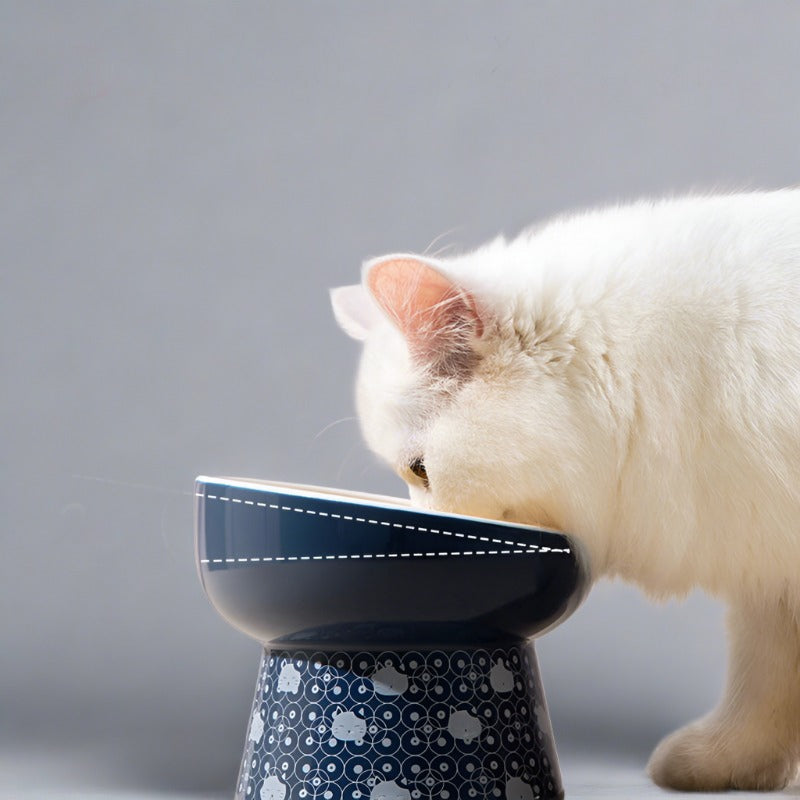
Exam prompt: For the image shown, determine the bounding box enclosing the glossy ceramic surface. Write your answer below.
[195,477,588,650]
[239,643,561,800]
[195,476,590,800]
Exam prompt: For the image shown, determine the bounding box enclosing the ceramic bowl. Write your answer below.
[195,476,589,800]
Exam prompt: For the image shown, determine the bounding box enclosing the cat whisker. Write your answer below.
[312,416,358,441]
[427,242,459,258]
[335,441,369,483]
[422,226,462,257]
[356,458,384,482]
[70,473,194,497]
[159,503,180,565]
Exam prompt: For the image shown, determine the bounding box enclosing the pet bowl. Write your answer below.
[195,476,589,800]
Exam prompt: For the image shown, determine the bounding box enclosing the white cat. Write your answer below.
[331,189,800,792]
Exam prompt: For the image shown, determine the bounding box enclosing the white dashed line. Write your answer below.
[196,490,570,561]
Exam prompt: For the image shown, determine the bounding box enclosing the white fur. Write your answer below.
[332,190,800,791]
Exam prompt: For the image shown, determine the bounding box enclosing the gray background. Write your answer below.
[2,1,798,796]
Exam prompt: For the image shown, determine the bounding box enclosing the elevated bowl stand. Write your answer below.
[195,477,589,800]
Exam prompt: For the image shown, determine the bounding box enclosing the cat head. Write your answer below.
[331,249,618,534]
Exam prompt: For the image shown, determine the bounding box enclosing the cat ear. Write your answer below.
[330,284,383,340]
[363,255,484,362]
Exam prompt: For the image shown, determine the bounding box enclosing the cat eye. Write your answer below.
[409,457,429,489]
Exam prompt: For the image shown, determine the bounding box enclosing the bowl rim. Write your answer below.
[195,475,566,538]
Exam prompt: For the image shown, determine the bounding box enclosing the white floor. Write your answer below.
[2,748,798,800]
[564,757,800,799]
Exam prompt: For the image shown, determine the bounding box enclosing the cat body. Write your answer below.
[331,190,800,791]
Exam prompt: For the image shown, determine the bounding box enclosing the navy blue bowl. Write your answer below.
[195,476,591,800]
[195,477,589,650]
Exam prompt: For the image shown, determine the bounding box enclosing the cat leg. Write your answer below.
[647,596,800,791]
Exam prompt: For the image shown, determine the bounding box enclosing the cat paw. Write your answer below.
[647,720,797,792]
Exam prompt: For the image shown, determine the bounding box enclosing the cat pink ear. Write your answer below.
[330,284,383,340]
[364,256,484,362]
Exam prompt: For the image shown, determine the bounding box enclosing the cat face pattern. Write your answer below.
[370,780,410,800]
[261,775,289,800]
[331,710,367,742]
[489,660,514,694]
[249,709,266,744]
[371,665,409,696]
[236,646,559,800]
[446,710,482,743]
[504,777,534,800]
[278,663,302,694]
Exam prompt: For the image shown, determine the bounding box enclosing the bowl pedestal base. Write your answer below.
[237,641,563,800]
